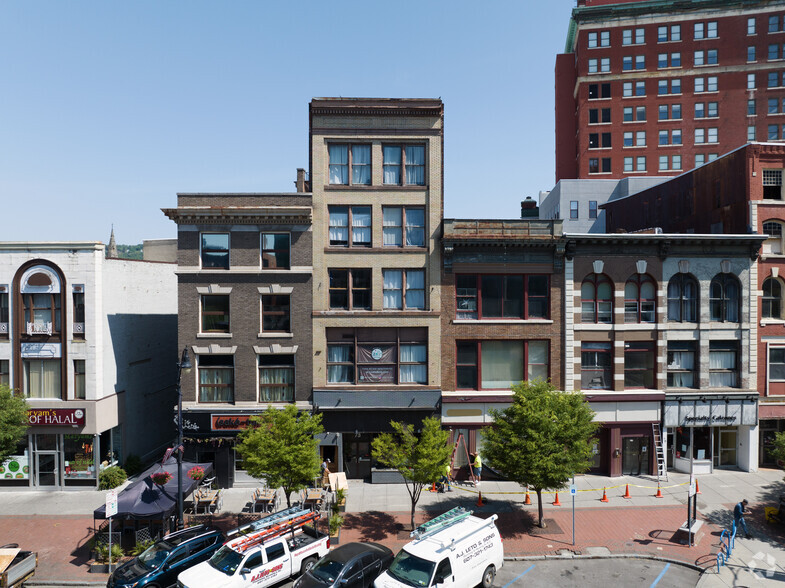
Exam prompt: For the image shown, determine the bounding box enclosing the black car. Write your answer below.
[107,525,224,588]
[294,542,394,588]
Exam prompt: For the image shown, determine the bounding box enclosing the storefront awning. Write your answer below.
[313,390,441,410]
[664,395,758,427]
[759,403,785,419]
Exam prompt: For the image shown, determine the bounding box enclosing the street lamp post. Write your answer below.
[176,347,192,530]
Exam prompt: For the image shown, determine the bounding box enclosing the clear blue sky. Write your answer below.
[0,1,575,245]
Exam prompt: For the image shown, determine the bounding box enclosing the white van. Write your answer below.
[374,507,503,588]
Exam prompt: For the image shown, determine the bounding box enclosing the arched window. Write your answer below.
[763,277,783,319]
[763,220,785,255]
[710,274,740,322]
[581,273,613,323]
[624,274,656,323]
[667,274,698,322]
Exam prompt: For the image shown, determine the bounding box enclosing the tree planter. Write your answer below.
[329,529,341,546]
[89,562,119,573]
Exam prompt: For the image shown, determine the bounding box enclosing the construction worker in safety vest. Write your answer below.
[473,453,482,485]
[440,462,452,492]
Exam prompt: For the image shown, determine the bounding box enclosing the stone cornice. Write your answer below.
[162,206,312,225]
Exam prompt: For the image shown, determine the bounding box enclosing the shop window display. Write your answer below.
[64,434,95,482]
[0,437,30,484]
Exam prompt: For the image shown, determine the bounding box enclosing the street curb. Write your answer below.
[505,552,706,572]
[25,583,107,587]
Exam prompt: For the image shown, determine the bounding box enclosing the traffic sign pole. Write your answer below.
[570,478,576,546]
[106,490,118,568]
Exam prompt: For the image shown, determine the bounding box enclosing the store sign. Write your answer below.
[27,408,85,427]
[358,366,395,383]
[21,342,61,358]
[664,397,757,427]
[0,454,29,480]
[212,414,253,431]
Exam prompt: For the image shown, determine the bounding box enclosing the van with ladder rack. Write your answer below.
[177,506,330,588]
[374,507,503,588]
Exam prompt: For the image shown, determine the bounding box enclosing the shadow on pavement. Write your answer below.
[343,511,402,542]
[69,525,94,567]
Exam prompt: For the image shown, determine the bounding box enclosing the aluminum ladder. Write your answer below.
[652,423,668,482]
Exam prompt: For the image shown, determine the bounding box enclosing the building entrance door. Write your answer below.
[343,435,372,479]
[717,429,737,467]
[622,436,650,476]
[35,453,59,487]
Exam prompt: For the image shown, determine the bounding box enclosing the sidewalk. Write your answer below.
[1,468,783,586]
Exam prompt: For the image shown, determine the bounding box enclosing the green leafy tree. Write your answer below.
[770,432,785,468]
[482,380,598,528]
[0,385,28,464]
[372,416,451,530]
[236,405,323,507]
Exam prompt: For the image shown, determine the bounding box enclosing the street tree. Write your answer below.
[0,384,29,464]
[482,380,598,528]
[236,405,323,507]
[770,432,785,469]
[372,416,452,530]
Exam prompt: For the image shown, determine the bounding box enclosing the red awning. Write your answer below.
[759,404,785,419]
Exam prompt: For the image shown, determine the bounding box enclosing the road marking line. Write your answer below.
[650,562,671,587]
[502,564,535,587]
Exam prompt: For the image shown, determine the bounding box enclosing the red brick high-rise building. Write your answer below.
[556,0,785,182]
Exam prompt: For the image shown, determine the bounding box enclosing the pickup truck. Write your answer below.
[177,525,329,588]
[0,546,37,588]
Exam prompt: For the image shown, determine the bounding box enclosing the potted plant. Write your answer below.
[328,513,344,545]
[151,471,173,487]
[89,541,124,573]
[188,466,205,481]
[334,488,347,512]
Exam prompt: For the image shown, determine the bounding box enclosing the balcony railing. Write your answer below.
[26,321,52,336]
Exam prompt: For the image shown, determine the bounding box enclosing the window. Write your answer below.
[589,158,599,174]
[261,294,290,332]
[624,274,656,322]
[198,355,233,402]
[258,355,294,402]
[771,347,785,381]
[770,72,785,88]
[589,107,611,124]
[600,58,610,72]
[748,73,756,89]
[383,206,425,247]
[624,131,633,147]
[570,200,579,218]
[694,22,705,39]
[710,342,738,387]
[23,292,61,336]
[201,233,229,269]
[748,125,757,141]
[658,24,680,42]
[589,133,598,149]
[326,327,427,385]
[328,144,371,185]
[454,274,549,319]
[694,50,705,66]
[328,206,371,248]
[710,273,740,322]
[623,28,643,45]
[636,81,645,96]
[769,98,781,114]
[74,359,85,399]
[695,128,705,144]
[261,233,290,268]
[672,155,682,170]
[659,155,669,171]
[623,106,646,121]
[770,124,781,141]
[695,102,718,118]
[637,156,647,171]
[660,104,681,120]
[771,15,782,33]
[201,295,229,333]
[328,269,371,310]
[708,127,718,143]
[0,360,7,387]
[667,342,696,388]
[770,44,782,60]
[588,83,611,99]
[581,273,613,323]
[696,154,706,166]
[588,31,598,48]
[624,342,655,388]
[672,129,682,145]
[748,46,757,62]
[623,29,632,45]
[601,157,611,172]
[457,340,548,389]
[749,17,756,35]
[623,55,645,70]
[623,82,632,97]
[383,145,425,185]
[763,277,784,318]
[0,291,6,338]
[581,342,612,389]
[23,359,60,399]
[636,28,645,44]
[668,274,698,322]
[636,131,646,146]
[383,269,425,310]
[589,201,598,219]
[72,291,84,339]
[763,220,784,253]
[658,79,681,95]
[671,52,681,67]
[695,49,717,65]
[764,170,784,200]
[624,157,633,172]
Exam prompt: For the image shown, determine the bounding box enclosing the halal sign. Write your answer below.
[371,348,383,361]
[27,408,86,427]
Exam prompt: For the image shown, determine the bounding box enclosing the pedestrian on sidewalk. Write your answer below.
[473,452,482,485]
[734,498,753,538]
[440,463,452,492]
[321,458,331,488]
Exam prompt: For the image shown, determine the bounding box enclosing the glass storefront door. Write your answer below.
[36,453,58,486]
[716,429,737,467]
[622,436,650,476]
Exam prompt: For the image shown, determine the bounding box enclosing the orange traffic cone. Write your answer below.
[655,483,663,498]
[622,484,632,499]
[695,479,702,494]
[429,481,437,492]
[553,492,562,506]
[524,491,532,505]
[600,487,609,503]
[476,492,485,507]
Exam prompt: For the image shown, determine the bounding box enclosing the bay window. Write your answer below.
[456,340,548,390]
[198,355,234,402]
[259,355,294,402]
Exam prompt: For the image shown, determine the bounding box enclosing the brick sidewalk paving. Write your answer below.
[0,505,725,583]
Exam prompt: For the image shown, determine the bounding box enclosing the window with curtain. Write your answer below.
[581,342,612,389]
[456,340,545,389]
[329,144,348,184]
[710,273,740,322]
[383,270,425,310]
[329,207,371,247]
[399,344,427,383]
[624,342,655,388]
[23,359,61,399]
[198,355,234,402]
[262,295,290,332]
[383,207,402,246]
[454,274,548,319]
[624,274,656,323]
[481,341,524,389]
[327,344,354,383]
[763,277,783,319]
[383,145,426,185]
[23,292,61,335]
[763,220,784,254]
[384,207,427,248]
[74,359,86,399]
[709,342,738,387]
[527,340,549,381]
[581,273,613,323]
[259,355,294,402]
[329,144,370,185]
[201,233,229,269]
[667,342,695,387]
[261,233,290,269]
[201,295,230,333]
[667,274,698,322]
[456,275,478,319]
[351,145,371,185]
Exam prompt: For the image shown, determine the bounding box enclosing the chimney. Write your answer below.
[295,168,309,193]
[521,197,539,218]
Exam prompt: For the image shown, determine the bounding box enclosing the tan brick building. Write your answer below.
[308,98,444,479]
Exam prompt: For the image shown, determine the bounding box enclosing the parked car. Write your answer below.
[107,525,224,588]
[295,542,393,588]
